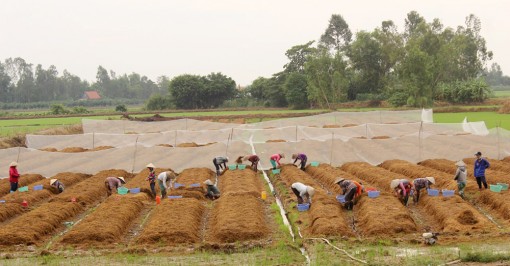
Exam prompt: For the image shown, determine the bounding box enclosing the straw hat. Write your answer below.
[455,161,466,167]
[335,177,345,184]
[50,179,57,186]
[425,177,436,184]
[292,153,298,159]
[280,153,285,158]
[146,163,155,168]
[390,179,402,189]
[204,179,214,186]
[9,162,17,167]
[117,177,126,184]
[167,171,176,179]
[306,186,315,197]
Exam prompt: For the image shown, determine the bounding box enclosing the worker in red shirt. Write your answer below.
[9,162,20,193]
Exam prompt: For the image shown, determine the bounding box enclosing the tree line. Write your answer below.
[1,11,509,110]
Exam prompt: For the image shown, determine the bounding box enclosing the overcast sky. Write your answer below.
[1,0,508,86]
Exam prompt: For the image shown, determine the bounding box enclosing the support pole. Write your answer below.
[174,130,177,148]
[419,121,423,162]
[330,133,334,165]
[497,121,501,160]
[225,128,233,157]
[92,132,95,149]
[131,136,139,174]
[295,125,298,142]
[16,146,21,163]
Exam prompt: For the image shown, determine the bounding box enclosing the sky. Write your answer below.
[1,0,509,86]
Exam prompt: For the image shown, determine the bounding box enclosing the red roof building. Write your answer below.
[82,91,101,100]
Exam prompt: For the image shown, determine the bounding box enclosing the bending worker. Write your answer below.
[391,179,413,206]
[412,177,435,204]
[290,182,315,205]
[204,179,220,200]
[270,153,285,170]
[158,171,176,199]
[292,153,308,171]
[454,161,467,199]
[236,155,260,172]
[104,176,126,196]
[213,156,229,176]
[9,162,20,193]
[146,163,156,196]
[50,179,65,194]
[336,178,363,210]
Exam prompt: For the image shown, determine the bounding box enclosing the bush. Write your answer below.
[115,104,127,112]
[50,104,69,115]
[145,94,173,111]
[435,79,492,103]
[71,106,89,114]
[387,92,408,107]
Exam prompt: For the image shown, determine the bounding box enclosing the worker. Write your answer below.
[213,156,229,176]
[391,179,413,206]
[474,152,490,190]
[454,161,467,199]
[270,153,285,170]
[158,171,176,198]
[8,162,20,193]
[104,176,126,196]
[145,163,156,196]
[290,182,315,205]
[335,178,363,210]
[204,179,220,200]
[412,177,435,204]
[292,153,308,170]
[236,155,260,172]
[50,179,65,194]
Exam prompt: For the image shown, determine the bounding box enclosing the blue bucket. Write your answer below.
[336,195,346,203]
[228,165,237,170]
[33,185,43,191]
[427,189,439,196]
[297,203,310,211]
[174,183,184,189]
[442,189,455,197]
[189,183,201,188]
[368,191,380,198]
[168,195,183,199]
[130,187,140,194]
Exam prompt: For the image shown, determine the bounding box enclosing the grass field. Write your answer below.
[433,111,510,129]
[493,90,510,98]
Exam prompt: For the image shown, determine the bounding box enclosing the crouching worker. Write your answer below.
[204,179,220,200]
[213,156,229,176]
[50,179,65,194]
[145,163,156,196]
[336,178,363,210]
[158,171,176,199]
[292,153,308,170]
[237,155,260,172]
[290,182,315,205]
[412,177,435,204]
[270,153,285,170]
[104,176,126,196]
[454,161,467,199]
[391,179,413,206]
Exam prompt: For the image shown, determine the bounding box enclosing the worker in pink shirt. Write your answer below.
[269,153,285,170]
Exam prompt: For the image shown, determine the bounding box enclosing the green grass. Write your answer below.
[493,90,510,98]
[433,111,510,129]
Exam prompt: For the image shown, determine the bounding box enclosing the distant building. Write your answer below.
[82,91,101,100]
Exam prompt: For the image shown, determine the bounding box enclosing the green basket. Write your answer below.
[18,186,28,192]
[117,187,129,195]
[228,165,237,170]
[490,184,502,193]
[497,183,509,190]
[272,169,281,174]
[237,164,246,170]
[310,161,319,167]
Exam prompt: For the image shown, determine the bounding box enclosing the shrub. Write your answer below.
[50,104,69,115]
[387,92,408,107]
[115,104,127,112]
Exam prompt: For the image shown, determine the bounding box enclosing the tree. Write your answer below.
[319,14,352,52]
[284,41,316,73]
[284,72,309,109]
[145,94,173,110]
[115,104,127,112]
[203,72,236,108]
[0,63,12,102]
[170,74,205,109]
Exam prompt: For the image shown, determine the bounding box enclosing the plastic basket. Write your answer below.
[427,189,439,196]
[490,184,502,193]
[442,189,455,197]
[117,187,129,195]
[368,191,380,198]
[189,183,201,188]
[0,200,5,203]
[237,164,246,170]
[297,203,310,211]
[18,186,28,192]
[336,195,346,203]
[272,169,281,174]
[310,161,319,167]
[228,165,237,170]
[365,187,377,192]
[168,195,183,199]
[497,183,509,190]
[174,182,184,189]
[33,185,43,191]
[130,187,140,194]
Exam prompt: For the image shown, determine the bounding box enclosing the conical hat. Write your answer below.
[50,179,57,186]
[146,163,155,168]
[425,177,435,184]
[335,177,345,184]
[390,179,402,189]
[203,179,213,186]
[118,177,126,184]
[306,186,315,197]
[455,161,466,167]
[9,162,17,167]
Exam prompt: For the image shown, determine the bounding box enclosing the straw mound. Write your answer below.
[485,159,510,173]
[219,169,262,198]
[127,168,173,197]
[502,157,510,163]
[60,193,148,246]
[176,142,215,147]
[477,191,510,220]
[323,125,340,128]
[341,162,407,193]
[372,136,390,139]
[177,168,215,185]
[343,124,358,127]
[305,165,355,195]
[40,147,58,152]
[0,204,26,223]
[308,193,353,236]
[157,144,173,148]
[168,190,205,200]
[354,136,367,139]
[60,147,88,153]
[266,139,286,143]
[418,159,457,175]
[209,194,269,243]
[379,160,456,190]
[89,146,114,151]
[0,174,45,197]
[356,195,416,235]
[137,198,204,244]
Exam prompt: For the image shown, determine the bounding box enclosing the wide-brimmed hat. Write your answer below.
[9,162,17,167]
[167,171,176,179]
[50,179,57,186]
[280,153,285,158]
[292,153,298,159]
[203,179,214,186]
[117,177,126,184]
[390,179,402,189]
[146,163,155,168]
[455,161,466,167]
[306,186,315,197]
[425,177,436,184]
[335,177,345,184]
